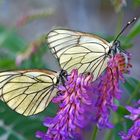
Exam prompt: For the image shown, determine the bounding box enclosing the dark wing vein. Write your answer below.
[0,71,58,116]
[92,56,106,74]
[24,87,53,115]
[30,87,54,115]
[49,38,78,49]
[97,56,106,78]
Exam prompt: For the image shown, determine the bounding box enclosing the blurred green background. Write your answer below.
[0,0,140,140]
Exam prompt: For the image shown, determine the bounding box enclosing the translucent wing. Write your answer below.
[0,70,58,116]
[47,29,110,81]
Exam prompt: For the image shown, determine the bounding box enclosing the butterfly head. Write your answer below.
[113,40,120,48]
[108,40,130,70]
[60,69,68,77]
[58,69,68,86]
[108,40,121,56]
[112,40,121,53]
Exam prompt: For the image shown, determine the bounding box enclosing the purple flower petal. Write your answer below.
[36,69,94,139]
[120,100,140,140]
[93,53,131,129]
[36,53,132,139]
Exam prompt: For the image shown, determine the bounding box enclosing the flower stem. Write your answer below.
[105,130,113,140]
[91,126,98,140]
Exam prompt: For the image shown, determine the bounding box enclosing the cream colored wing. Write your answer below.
[0,70,58,116]
[47,29,110,81]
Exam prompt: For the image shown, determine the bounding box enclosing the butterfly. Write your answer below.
[0,17,136,116]
[47,17,136,81]
[0,69,67,116]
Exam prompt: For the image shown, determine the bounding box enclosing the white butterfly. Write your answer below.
[47,17,136,81]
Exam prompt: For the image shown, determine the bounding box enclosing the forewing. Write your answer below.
[0,70,58,116]
[47,29,110,81]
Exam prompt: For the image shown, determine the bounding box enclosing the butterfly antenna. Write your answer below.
[113,17,137,43]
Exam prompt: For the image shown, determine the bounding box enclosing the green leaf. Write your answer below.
[8,134,20,140]
[123,77,139,94]
[113,122,122,140]
[119,37,133,49]
[0,127,6,136]
[0,26,27,70]
[122,77,140,104]
[133,0,140,6]
[116,106,129,117]
[0,27,26,52]
[0,100,57,140]
[0,59,16,69]
[111,105,133,140]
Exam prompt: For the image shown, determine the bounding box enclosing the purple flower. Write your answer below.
[36,69,94,140]
[36,52,132,139]
[120,100,140,140]
[93,53,131,129]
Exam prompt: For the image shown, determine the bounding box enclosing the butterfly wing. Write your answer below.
[47,29,110,81]
[0,70,58,116]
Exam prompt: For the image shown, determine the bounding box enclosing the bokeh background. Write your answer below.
[0,0,140,140]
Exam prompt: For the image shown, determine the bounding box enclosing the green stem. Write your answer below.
[105,130,113,140]
[91,126,98,140]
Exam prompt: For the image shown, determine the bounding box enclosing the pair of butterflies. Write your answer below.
[0,18,136,116]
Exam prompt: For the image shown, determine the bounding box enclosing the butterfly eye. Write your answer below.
[108,49,111,55]
[56,78,60,84]
[62,70,68,77]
